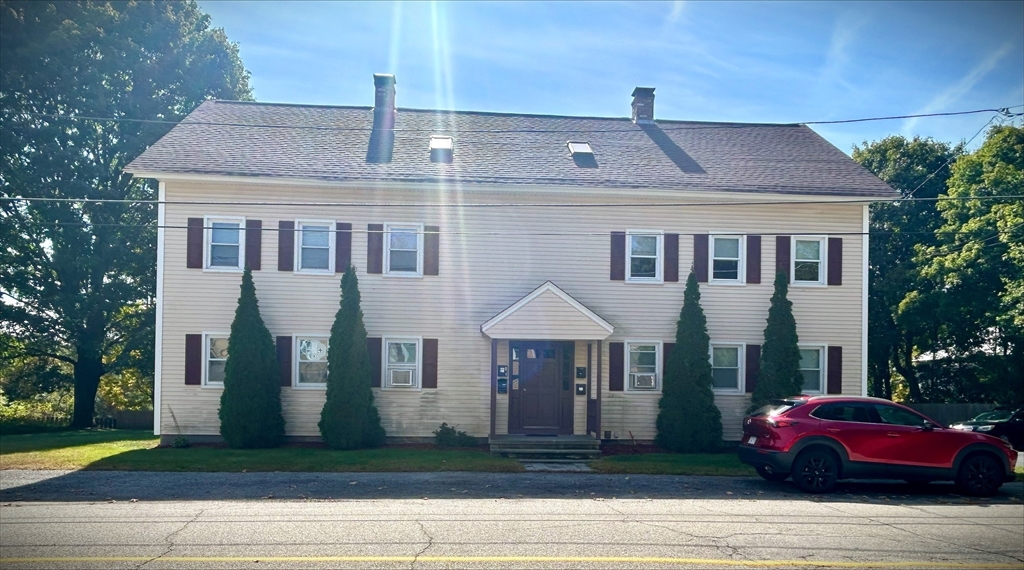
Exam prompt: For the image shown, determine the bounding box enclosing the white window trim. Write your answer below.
[625,230,664,284]
[383,223,425,278]
[791,235,828,287]
[799,343,827,394]
[708,234,746,285]
[382,336,423,390]
[624,340,663,392]
[709,342,746,394]
[293,334,330,389]
[203,216,246,272]
[294,220,336,274]
[202,332,230,389]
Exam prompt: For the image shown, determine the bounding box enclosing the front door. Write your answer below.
[509,341,573,434]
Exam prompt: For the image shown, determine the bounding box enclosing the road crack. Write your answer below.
[136,508,204,569]
[410,520,434,569]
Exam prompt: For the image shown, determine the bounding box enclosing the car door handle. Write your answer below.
[826,428,841,433]
[887,432,900,437]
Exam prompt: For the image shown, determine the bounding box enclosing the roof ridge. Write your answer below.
[207,100,803,128]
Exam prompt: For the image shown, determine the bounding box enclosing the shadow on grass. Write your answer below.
[0,429,156,454]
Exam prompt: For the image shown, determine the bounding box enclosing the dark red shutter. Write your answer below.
[277,221,295,271]
[746,235,761,284]
[424,226,440,276]
[664,233,679,282]
[827,237,843,286]
[827,346,843,394]
[185,334,202,385]
[745,344,761,393]
[335,222,352,273]
[609,342,624,391]
[663,343,675,375]
[186,218,203,268]
[276,336,292,387]
[422,338,438,388]
[693,234,709,282]
[367,337,382,387]
[245,219,262,270]
[610,232,625,281]
[367,224,384,274]
[776,235,791,278]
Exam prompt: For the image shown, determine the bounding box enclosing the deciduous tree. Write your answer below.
[0,0,251,427]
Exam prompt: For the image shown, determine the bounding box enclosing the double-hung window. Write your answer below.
[710,344,743,392]
[626,341,660,391]
[711,236,743,283]
[384,338,420,389]
[799,346,824,393]
[295,337,329,386]
[385,224,423,276]
[793,237,826,285]
[205,217,245,270]
[205,334,229,386]
[626,231,662,283]
[296,221,334,272]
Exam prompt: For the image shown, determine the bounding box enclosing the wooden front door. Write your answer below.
[509,341,573,434]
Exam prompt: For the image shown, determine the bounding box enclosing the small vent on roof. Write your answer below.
[567,141,597,168]
[429,136,453,163]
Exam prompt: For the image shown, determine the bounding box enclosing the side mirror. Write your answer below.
[922,421,935,432]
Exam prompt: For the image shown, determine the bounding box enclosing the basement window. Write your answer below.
[567,141,597,168]
[429,136,453,163]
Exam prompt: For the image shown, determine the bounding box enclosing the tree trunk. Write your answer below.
[892,333,923,402]
[70,353,104,428]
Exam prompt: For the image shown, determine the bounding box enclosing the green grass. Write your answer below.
[0,429,522,472]
[591,453,757,476]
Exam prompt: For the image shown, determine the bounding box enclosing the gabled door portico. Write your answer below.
[481,281,613,437]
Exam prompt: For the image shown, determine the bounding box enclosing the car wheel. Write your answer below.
[793,449,839,493]
[756,464,789,482]
[956,454,1003,497]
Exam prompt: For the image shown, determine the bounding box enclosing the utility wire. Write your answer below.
[2,107,1021,133]
[3,195,1022,208]
[904,113,1001,200]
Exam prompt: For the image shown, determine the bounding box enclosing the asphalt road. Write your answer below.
[1,470,1022,569]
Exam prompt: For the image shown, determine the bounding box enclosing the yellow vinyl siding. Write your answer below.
[159,180,864,440]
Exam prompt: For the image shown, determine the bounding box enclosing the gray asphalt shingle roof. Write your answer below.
[125,100,898,198]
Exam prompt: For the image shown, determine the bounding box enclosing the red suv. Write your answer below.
[738,396,1018,496]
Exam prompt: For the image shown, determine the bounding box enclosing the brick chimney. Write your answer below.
[631,87,655,124]
[367,74,396,163]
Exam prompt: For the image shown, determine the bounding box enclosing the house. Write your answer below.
[125,75,899,445]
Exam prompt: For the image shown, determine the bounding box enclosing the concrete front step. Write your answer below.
[488,435,602,461]
[494,448,602,460]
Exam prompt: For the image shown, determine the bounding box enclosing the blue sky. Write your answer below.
[199,1,1023,154]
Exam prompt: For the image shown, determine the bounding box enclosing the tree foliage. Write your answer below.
[916,125,1024,404]
[853,136,961,401]
[319,266,386,449]
[0,0,251,427]
[218,268,285,448]
[750,272,803,411]
[655,272,723,452]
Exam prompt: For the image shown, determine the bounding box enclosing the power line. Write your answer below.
[3,195,1022,208]
[2,107,1021,134]
[905,113,1000,200]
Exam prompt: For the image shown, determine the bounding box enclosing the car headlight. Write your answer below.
[976,425,994,432]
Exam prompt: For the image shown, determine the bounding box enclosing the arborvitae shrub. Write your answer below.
[219,268,286,448]
[749,271,804,411]
[319,265,386,449]
[655,272,723,452]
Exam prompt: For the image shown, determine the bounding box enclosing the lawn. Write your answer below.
[591,452,757,476]
[0,429,522,472]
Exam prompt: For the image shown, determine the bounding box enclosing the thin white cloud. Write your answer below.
[904,41,1014,132]
[667,1,686,26]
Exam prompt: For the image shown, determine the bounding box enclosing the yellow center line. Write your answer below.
[0,556,1019,568]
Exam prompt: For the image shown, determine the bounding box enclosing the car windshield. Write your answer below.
[971,410,1014,422]
[749,399,804,417]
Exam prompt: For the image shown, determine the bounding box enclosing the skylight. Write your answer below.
[567,141,593,155]
[429,136,454,163]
